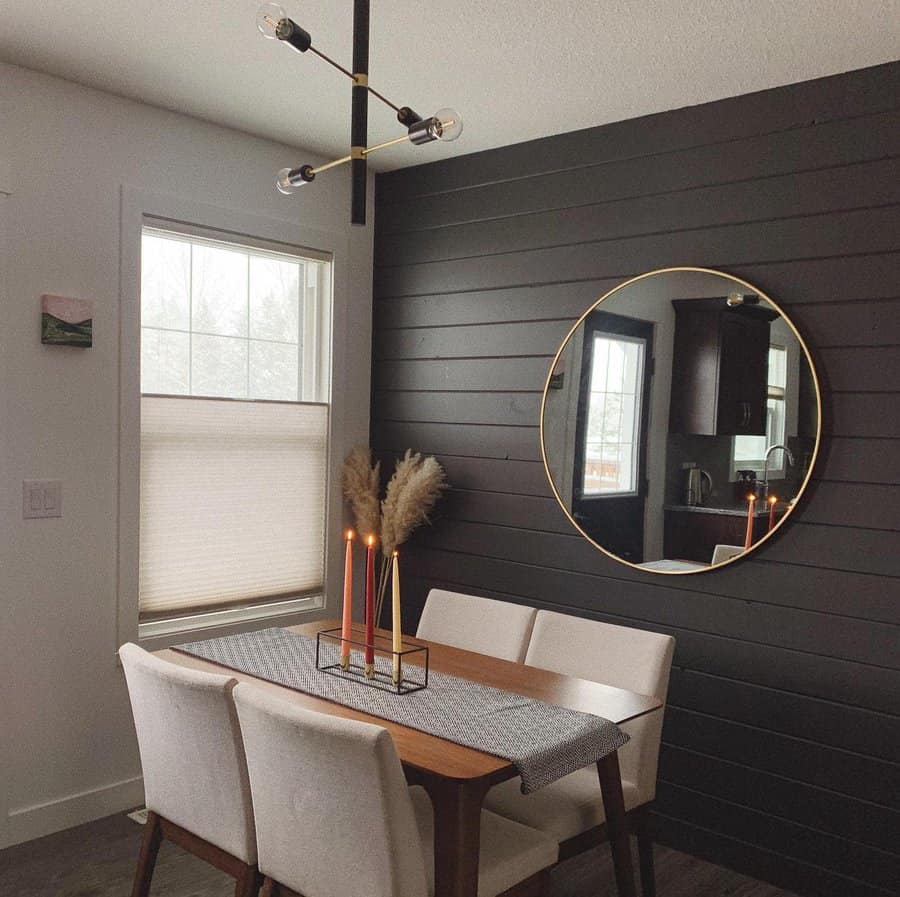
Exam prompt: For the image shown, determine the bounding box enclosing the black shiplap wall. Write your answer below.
[372,63,900,897]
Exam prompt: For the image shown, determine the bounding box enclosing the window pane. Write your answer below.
[602,393,623,441]
[142,328,189,394]
[767,397,786,446]
[582,334,644,495]
[587,394,607,441]
[606,340,626,392]
[768,345,787,388]
[733,434,766,462]
[250,340,299,401]
[191,334,248,398]
[591,338,610,390]
[191,244,249,337]
[141,235,190,330]
[250,256,300,343]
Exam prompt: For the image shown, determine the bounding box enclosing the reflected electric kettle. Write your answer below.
[684,466,713,506]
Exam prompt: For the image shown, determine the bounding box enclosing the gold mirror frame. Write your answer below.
[539,266,823,575]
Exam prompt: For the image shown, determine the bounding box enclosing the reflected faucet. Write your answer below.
[762,444,794,498]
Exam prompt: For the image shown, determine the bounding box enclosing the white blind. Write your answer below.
[139,396,328,617]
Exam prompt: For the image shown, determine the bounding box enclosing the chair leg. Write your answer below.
[260,877,280,897]
[635,809,656,897]
[131,810,163,897]
[234,865,261,897]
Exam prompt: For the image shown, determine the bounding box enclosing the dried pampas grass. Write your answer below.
[381,450,447,556]
[341,445,448,623]
[340,445,381,539]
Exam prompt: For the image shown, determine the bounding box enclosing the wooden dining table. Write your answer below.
[157,620,662,897]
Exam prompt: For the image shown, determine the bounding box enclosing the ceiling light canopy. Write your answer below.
[258,1,463,225]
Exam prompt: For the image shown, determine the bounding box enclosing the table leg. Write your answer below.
[422,777,488,897]
[597,752,637,897]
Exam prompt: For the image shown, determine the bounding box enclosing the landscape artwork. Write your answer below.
[41,294,93,347]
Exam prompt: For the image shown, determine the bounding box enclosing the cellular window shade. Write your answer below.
[139,396,328,618]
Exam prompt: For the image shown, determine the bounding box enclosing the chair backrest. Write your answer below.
[118,643,256,863]
[416,589,537,662]
[233,684,428,897]
[712,544,744,565]
[524,611,675,805]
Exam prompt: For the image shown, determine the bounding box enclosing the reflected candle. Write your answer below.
[744,494,756,549]
[364,534,375,677]
[768,495,778,532]
[340,530,353,669]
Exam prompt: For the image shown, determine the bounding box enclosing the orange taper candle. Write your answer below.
[744,494,757,549]
[340,530,354,669]
[364,534,375,677]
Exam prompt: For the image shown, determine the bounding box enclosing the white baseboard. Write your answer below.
[3,775,145,849]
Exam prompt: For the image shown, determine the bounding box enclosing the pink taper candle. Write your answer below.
[340,530,354,669]
[364,534,375,677]
[767,495,778,532]
[744,494,757,549]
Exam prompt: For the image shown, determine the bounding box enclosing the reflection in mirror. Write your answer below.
[542,268,820,574]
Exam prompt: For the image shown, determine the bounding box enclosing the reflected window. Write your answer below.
[733,344,787,470]
[582,334,645,495]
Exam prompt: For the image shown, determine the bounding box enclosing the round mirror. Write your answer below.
[541,267,821,574]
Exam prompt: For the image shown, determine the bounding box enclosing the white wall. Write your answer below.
[0,63,374,848]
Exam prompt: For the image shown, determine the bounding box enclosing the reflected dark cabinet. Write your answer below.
[668,299,776,436]
[664,508,767,563]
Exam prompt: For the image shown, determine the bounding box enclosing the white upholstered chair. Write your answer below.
[119,643,259,897]
[484,611,675,897]
[416,588,537,662]
[711,543,745,565]
[233,683,558,897]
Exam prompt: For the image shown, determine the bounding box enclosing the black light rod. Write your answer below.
[350,0,369,226]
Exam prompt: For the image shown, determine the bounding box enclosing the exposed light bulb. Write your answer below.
[432,108,463,142]
[257,2,289,39]
[276,165,315,195]
[407,108,464,146]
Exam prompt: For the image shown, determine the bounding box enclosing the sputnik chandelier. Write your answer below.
[257,1,463,225]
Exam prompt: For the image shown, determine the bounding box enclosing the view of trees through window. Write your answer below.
[582,334,645,496]
[141,229,326,401]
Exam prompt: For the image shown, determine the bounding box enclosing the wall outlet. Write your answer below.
[23,480,62,519]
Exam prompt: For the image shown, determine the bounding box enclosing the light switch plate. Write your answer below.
[23,480,62,518]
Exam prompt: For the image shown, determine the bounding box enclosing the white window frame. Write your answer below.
[581,333,646,499]
[118,188,351,651]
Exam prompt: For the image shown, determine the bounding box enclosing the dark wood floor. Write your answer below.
[0,810,798,897]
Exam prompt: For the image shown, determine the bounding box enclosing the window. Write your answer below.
[733,344,787,473]
[582,334,646,496]
[139,226,331,627]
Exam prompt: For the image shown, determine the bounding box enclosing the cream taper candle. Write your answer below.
[392,551,401,684]
[340,530,353,669]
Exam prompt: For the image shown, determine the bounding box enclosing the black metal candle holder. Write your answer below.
[315,625,429,695]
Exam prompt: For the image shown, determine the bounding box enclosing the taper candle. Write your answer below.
[340,530,354,669]
[364,534,375,677]
[744,494,756,549]
[767,495,778,532]
[392,551,402,684]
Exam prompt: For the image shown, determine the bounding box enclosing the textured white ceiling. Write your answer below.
[1,1,898,170]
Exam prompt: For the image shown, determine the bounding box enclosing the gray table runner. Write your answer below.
[175,627,628,793]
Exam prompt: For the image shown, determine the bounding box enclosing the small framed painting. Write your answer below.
[41,295,93,347]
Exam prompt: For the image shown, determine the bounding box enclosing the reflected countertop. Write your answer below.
[665,503,770,517]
